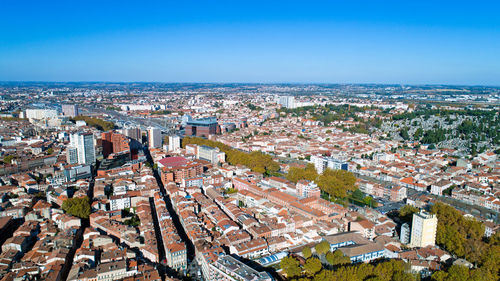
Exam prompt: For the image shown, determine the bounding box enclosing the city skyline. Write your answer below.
[1,1,500,85]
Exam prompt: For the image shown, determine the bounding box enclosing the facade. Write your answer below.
[278,96,295,109]
[197,145,222,164]
[311,155,348,174]
[101,131,130,158]
[168,135,181,152]
[148,127,162,148]
[400,223,410,244]
[185,117,218,137]
[25,108,58,120]
[109,195,131,211]
[296,180,321,198]
[165,242,187,270]
[410,211,437,248]
[66,147,78,164]
[121,127,141,142]
[70,132,96,165]
[61,104,79,117]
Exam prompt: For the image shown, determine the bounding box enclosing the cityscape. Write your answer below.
[1,1,500,281]
[0,83,498,281]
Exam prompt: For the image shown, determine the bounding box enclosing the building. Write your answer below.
[390,186,407,202]
[110,195,131,211]
[410,211,437,248]
[278,96,295,109]
[311,155,348,174]
[101,131,131,158]
[323,232,384,263]
[148,127,162,148]
[165,242,187,271]
[210,254,273,281]
[185,117,218,137]
[66,147,78,164]
[296,180,321,198]
[197,145,224,164]
[121,128,141,142]
[158,157,203,184]
[400,223,410,244]
[25,108,58,120]
[70,132,96,165]
[168,135,181,152]
[61,104,79,117]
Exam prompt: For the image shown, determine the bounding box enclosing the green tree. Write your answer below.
[287,163,318,183]
[316,169,357,199]
[62,196,91,219]
[315,241,330,256]
[304,257,322,277]
[398,205,419,223]
[302,247,312,259]
[280,256,302,278]
[326,250,351,266]
[3,155,15,164]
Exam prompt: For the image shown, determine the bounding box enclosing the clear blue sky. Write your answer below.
[1,0,499,85]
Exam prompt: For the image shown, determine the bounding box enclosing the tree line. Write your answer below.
[71,116,115,131]
[281,254,418,281]
[182,137,280,175]
[286,163,357,200]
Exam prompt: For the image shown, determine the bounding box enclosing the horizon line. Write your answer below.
[0,81,499,88]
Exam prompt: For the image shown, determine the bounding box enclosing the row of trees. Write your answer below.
[281,255,417,281]
[427,202,500,280]
[287,164,357,200]
[71,116,115,131]
[182,137,280,175]
[430,203,496,264]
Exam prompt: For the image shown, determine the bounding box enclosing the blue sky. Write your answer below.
[1,0,499,85]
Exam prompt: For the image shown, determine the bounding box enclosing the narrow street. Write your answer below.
[143,147,202,280]
[60,162,97,281]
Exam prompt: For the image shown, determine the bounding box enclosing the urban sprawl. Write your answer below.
[0,83,498,281]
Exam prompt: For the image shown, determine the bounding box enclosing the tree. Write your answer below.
[287,163,318,183]
[326,250,351,266]
[280,256,301,278]
[431,202,486,264]
[304,257,322,276]
[3,155,15,164]
[398,205,419,223]
[315,241,330,256]
[302,247,312,259]
[183,137,280,175]
[71,116,114,131]
[352,189,364,201]
[62,196,91,219]
[316,169,357,199]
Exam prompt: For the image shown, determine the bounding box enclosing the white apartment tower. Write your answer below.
[168,135,181,152]
[148,127,162,148]
[410,211,437,248]
[279,96,295,109]
[70,132,96,165]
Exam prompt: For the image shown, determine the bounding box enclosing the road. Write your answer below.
[143,146,202,280]
[60,161,98,281]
